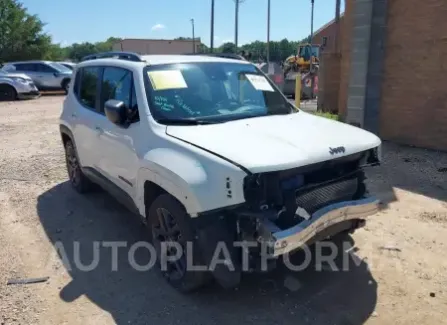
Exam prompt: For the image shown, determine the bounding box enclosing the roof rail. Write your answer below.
[184,53,246,61]
[81,51,143,62]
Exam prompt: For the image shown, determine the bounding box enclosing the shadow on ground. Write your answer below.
[37,182,377,325]
[366,142,447,206]
[40,90,65,97]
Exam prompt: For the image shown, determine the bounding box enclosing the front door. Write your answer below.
[94,66,141,199]
[34,63,59,88]
[14,63,42,88]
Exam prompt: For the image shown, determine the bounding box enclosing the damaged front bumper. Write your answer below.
[259,197,380,257]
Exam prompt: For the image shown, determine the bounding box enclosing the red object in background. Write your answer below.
[273,74,283,84]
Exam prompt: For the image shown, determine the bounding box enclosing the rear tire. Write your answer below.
[64,140,94,193]
[147,194,210,293]
[0,84,17,101]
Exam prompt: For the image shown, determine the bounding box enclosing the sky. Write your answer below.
[21,0,344,47]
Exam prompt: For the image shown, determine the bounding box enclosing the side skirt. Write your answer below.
[82,167,140,216]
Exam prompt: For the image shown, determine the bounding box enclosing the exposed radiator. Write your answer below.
[295,175,359,214]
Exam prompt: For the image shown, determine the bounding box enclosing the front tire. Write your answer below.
[147,194,209,292]
[64,140,94,193]
[0,85,17,101]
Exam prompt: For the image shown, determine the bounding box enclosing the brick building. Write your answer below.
[113,38,201,55]
[323,0,447,151]
[313,15,344,53]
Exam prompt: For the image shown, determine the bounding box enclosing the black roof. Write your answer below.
[183,53,246,61]
[81,51,143,62]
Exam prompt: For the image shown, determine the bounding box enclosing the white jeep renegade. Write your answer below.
[60,52,382,292]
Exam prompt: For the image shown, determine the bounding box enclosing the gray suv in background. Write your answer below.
[1,61,72,93]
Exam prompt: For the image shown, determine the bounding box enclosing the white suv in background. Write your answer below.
[59,52,382,292]
[2,60,72,93]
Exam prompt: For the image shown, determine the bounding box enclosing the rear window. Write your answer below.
[14,63,37,72]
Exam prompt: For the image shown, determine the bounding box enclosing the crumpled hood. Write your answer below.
[166,112,381,174]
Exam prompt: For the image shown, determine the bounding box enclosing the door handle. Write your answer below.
[95,126,103,133]
[71,113,77,118]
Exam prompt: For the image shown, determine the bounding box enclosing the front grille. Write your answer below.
[295,174,359,215]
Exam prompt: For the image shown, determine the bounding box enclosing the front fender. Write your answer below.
[136,148,247,217]
[0,80,16,88]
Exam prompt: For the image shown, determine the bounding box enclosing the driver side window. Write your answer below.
[101,67,139,122]
[225,72,264,104]
[37,64,56,73]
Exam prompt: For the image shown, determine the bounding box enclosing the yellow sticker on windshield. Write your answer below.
[245,74,275,92]
[147,70,188,91]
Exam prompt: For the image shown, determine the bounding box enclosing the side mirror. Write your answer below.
[105,99,127,126]
[54,72,60,77]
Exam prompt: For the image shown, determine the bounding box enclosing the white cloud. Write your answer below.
[151,23,166,31]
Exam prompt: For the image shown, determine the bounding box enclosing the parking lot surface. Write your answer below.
[1,96,446,325]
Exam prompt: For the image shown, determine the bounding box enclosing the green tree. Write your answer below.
[0,0,53,62]
[65,42,97,61]
[95,37,122,52]
[219,42,237,54]
[64,37,122,61]
[45,43,69,61]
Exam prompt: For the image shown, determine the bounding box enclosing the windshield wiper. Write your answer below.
[156,118,219,125]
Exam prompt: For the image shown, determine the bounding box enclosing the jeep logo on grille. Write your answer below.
[329,146,346,155]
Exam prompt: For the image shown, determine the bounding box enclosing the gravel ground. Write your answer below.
[0,96,446,325]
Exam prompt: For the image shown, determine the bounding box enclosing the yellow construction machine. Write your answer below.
[283,43,320,74]
[282,43,320,99]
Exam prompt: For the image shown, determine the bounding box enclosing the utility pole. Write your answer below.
[233,0,245,49]
[309,0,315,99]
[266,0,271,64]
[191,19,196,53]
[335,0,341,53]
[234,0,239,48]
[210,0,215,52]
[309,0,315,72]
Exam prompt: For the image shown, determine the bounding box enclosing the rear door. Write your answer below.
[70,66,104,168]
[13,63,41,87]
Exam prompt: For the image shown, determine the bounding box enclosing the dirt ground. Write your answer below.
[0,96,446,325]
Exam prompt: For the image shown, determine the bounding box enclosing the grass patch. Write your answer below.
[312,111,339,121]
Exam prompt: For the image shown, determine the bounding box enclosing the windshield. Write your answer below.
[48,62,72,73]
[61,63,74,70]
[298,45,319,59]
[144,62,294,124]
